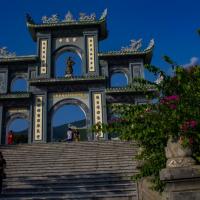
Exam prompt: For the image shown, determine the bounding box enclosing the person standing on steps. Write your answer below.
[0,152,6,194]
[66,127,73,142]
[74,129,80,142]
[7,130,14,145]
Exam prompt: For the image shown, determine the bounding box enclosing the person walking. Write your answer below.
[0,152,6,194]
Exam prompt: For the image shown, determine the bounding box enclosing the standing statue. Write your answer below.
[65,56,75,77]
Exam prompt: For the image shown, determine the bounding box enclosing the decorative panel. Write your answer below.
[40,39,48,74]
[87,37,95,72]
[34,96,43,141]
[0,72,6,94]
[93,93,103,137]
[131,64,142,78]
[48,92,89,111]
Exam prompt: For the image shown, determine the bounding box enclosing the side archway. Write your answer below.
[48,98,90,142]
[6,113,29,144]
[110,70,129,87]
[10,75,28,92]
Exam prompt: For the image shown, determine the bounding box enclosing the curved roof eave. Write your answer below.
[0,55,39,64]
[26,18,107,41]
[98,47,154,65]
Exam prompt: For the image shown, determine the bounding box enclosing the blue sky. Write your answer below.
[0,0,200,70]
[1,0,200,132]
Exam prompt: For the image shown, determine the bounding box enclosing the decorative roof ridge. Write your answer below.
[5,55,37,58]
[26,9,107,26]
[106,84,156,92]
[29,75,106,82]
[0,47,16,59]
[0,92,31,99]
[0,55,38,61]
[6,91,31,94]
[98,38,154,56]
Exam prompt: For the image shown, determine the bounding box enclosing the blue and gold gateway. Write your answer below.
[0,10,154,144]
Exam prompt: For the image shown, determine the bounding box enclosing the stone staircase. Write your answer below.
[0,142,139,200]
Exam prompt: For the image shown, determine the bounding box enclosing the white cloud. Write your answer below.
[183,57,199,68]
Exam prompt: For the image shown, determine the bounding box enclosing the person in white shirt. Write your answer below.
[67,128,73,142]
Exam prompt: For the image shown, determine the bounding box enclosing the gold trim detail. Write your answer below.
[34,96,43,141]
[40,40,47,74]
[87,37,95,72]
[94,93,103,137]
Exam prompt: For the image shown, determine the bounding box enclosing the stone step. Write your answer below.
[4,171,134,182]
[4,156,135,163]
[6,156,133,164]
[0,145,137,152]
[4,182,136,193]
[5,169,137,178]
[5,161,136,169]
[1,144,135,148]
[2,152,135,157]
[5,160,136,168]
[1,147,136,151]
[5,166,137,176]
[3,154,135,159]
[0,142,138,199]
[0,191,137,200]
[1,187,137,197]
[0,144,136,151]
[3,150,135,154]
[4,178,133,187]
[0,141,135,146]
[5,167,136,176]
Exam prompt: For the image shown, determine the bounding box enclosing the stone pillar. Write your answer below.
[84,31,99,76]
[32,94,47,143]
[37,34,51,78]
[160,166,200,200]
[90,89,107,140]
[160,139,200,200]
[0,106,3,144]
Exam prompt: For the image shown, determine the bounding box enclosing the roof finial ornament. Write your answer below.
[0,47,16,58]
[79,12,96,21]
[144,39,155,51]
[26,13,35,24]
[42,16,48,23]
[100,8,108,20]
[63,11,74,22]
[121,39,142,52]
[42,14,59,24]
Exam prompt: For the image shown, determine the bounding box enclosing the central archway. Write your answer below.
[48,98,90,142]
[53,45,84,78]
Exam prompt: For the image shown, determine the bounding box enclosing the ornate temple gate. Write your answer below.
[0,10,154,144]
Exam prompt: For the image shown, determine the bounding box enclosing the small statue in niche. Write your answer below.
[65,56,75,77]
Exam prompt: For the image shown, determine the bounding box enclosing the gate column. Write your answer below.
[0,106,3,144]
[90,89,107,140]
[32,93,47,143]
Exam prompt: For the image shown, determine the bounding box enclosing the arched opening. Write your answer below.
[52,104,87,142]
[110,72,128,87]
[11,78,28,92]
[55,48,82,77]
[7,118,29,144]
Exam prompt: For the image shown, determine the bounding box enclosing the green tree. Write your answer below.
[93,60,200,192]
